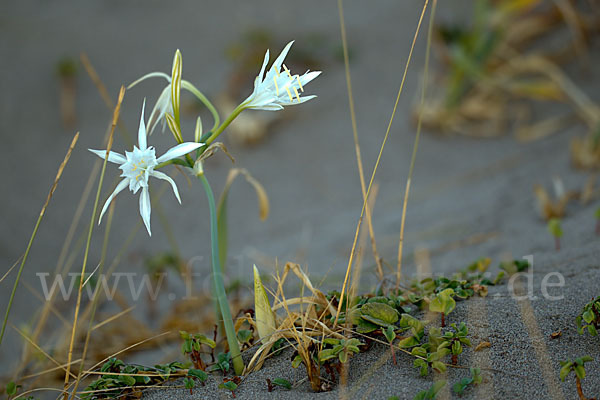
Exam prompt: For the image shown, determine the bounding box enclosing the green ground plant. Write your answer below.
[576,297,600,337]
[559,356,595,400]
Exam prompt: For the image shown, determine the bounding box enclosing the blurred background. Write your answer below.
[1,0,599,392]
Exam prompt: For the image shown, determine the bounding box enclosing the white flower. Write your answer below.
[90,100,203,236]
[242,41,321,111]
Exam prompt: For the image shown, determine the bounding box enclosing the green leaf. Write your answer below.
[384,326,396,343]
[582,310,595,324]
[588,325,598,336]
[184,377,195,390]
[272,378,292,390]
[452,341,462,355]
[411,347,427,358]
[398,335,421,348]
[559,363,572,381]
[429,289,456,315]
[188,369,208,382]
[356,318,379,333]
[547,218,563,237]
[253,265,276,341]
[339,350,349,364]
[414,359,429,377]
[117,374,136,386]
[574,365,586,380]
[237,329,253,344]
[431,361,446,373]
[6,382,17,396]
[360,302,399,326]
[318,349,337,362]
[219,381,238,392]
[292,355,303,368]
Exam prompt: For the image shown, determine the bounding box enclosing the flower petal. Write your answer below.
[156,142,203,163]
[272,41,294,71]
[148,85,172,135]
[298,70,322,86]
[256,49,270,87]
[98,178,129,224]
[139,187,152,236]
[127,72,170,89]
[138,99,147,150]
[151,170,181,203]
[89,149,126,164]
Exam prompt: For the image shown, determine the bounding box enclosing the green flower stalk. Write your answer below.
[196,164,244,375]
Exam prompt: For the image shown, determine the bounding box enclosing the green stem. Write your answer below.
[198,173,244,375]
[155,158,191,170]
[204,104,245,146]
[182,81,221,132]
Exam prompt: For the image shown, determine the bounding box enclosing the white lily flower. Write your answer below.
[242,41,321,111]
[90,100,203,236]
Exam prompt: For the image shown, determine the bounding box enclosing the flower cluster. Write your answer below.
[90,41,320,236]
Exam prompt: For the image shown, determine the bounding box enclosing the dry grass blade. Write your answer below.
[20,359,82,381]
[221,168,270,221]
[0,131,79,346]
[335,0,430,326]
[337,0,383,281]
[11,324,78,380]
[63,87,125,399]
[0,254,22,285]
[80,53,133,146]
[91,306,136,332]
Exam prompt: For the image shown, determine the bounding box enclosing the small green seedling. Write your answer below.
[413,380,447,400]
[318,338,363,364]
[453,367,482,395]
[547,218,563,251]
[439,322,471,365]
[429,288,456,327]
[219,380,238,398]
[187,368,208,386]
[183,377,196,394]
[411,346,449,377]
[595,207,600,236]
[577,297,600,337]
[180,331,216,370]
[266,378,292,392]
[559,356,594,400]
[208,352,232,374]
[6,382,18,397]
[384,325,397,365]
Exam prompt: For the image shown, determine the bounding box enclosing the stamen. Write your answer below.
[293,87,300,102]
[273,76,279,95]
[272,64,280,77]
[296,76,304,92]
[283,64,292,78]
[285,86,293,101]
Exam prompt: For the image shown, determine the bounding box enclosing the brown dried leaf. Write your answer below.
[475,341,492,351]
